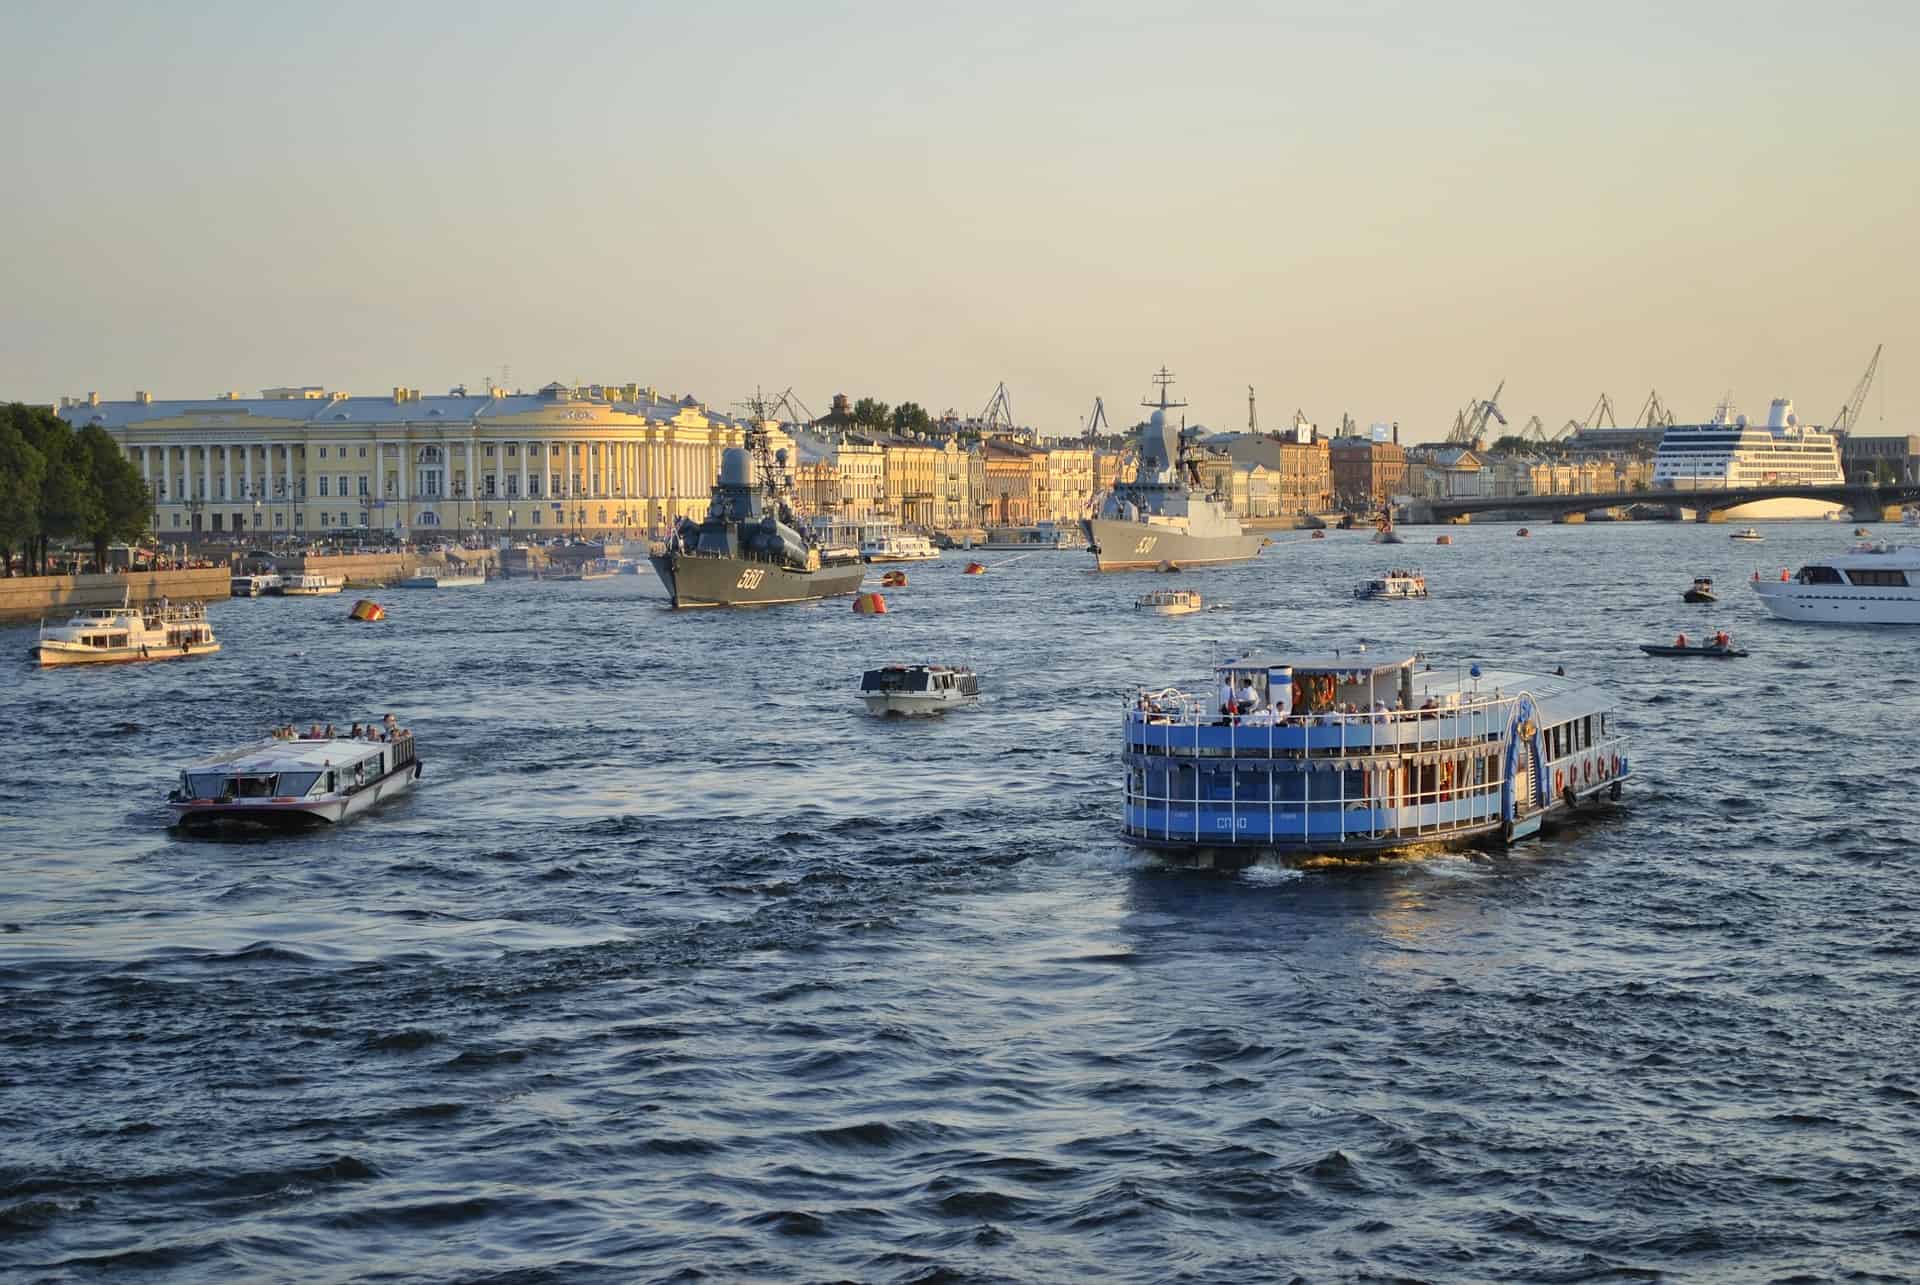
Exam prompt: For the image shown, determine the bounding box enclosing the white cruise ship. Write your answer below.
[1651,398,1845,519]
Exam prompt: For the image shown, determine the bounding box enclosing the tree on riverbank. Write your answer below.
[0,403,151,575]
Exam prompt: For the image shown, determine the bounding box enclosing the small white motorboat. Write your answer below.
[1729,527,1765,543]
[1355,572,1429,600]
[395,570,485,588]
[859,664,980,716]
[1136,588,1203,616]
[276,573,344,596]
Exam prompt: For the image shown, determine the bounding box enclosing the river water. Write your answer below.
[3,521,1918,1283]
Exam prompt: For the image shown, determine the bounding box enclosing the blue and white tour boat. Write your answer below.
[1122,648,1628,866]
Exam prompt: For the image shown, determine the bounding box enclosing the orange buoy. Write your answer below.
[348,599,385,622]
[1310,530,1326,540]
[1517,527,1531,537]
[1436,535,1453,545]
[853,592,888,614]
[881,570,908,587]
[964,561,987,575]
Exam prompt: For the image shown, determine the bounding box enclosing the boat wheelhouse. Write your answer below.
[167,725,421,830]
[1137,588,1203,616]
[1122,650,1628,866]
[1751,541,1920,624]
[33,600,220,666]
[859,664,980,716]
[1355,572,1428,600]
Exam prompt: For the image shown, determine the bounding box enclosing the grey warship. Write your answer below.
[1083,368,1268,571]
[651,434,865,608]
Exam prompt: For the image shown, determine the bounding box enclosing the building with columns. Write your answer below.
[55,382,750,540]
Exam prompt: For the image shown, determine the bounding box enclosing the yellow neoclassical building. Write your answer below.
[55,382,750,539]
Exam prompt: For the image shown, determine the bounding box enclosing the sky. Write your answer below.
[2,0,1914,442]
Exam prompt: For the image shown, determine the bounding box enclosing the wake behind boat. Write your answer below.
[1083,368,1266,571]
[167,719,421,831]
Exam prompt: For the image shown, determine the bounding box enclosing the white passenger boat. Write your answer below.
[1136,588,1203,616]
[167,723,422,830]
[229,573,282,597]
[395,570,485,588]
[1729,527,1764,543]
[33,599,219,666]
[1122,649,1629,866]
[977,521,1087,551]
[1355,572,1428,600]
[1751,541,1920,625]
[859,664,980,716]
[276,573,343,596]
[859,523,941,563]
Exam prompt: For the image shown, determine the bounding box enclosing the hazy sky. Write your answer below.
[4,0,1914,441]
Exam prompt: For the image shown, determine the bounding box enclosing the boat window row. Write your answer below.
[1548,714,1605,761]
[77,632,131,647]
[1845,568,1910,587]
[1129,750,1507,807]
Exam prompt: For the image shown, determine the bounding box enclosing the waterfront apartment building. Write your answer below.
[1328,437,1408,508]
[56,383,749,539]
[1040,443,1096,523]
[1218,432,1332,515]
[981,440,1040,525]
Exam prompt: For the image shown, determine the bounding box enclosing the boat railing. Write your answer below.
[1127,689,1516,760]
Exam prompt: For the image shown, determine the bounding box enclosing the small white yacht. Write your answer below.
[859,664,980,716]
[168,723,422,830]
[1751,541,1920,625]
[1729,528,1765,543]
[859,523,941,563]
[1355,572,1428,601]
[396,569,485,589]
[1136,588,1203,616]
[276,573,343,596]
[229,573,283,597]
[33,599,219,666]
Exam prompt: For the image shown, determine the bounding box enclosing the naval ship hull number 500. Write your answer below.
[1134,537,1157,555]
[735,569,766,590]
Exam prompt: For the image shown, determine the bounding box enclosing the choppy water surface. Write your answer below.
[4,522,1919,1283]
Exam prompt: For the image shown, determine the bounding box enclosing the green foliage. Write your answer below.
[1,402,153,574]
[78,423,153,564]
[891,402,931,437]
[851,398,891,432]
[0,413,47,573]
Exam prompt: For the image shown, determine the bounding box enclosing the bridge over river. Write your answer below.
[1411,483,1920,524]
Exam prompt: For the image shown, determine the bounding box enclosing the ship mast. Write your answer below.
[1141,366,1188,416]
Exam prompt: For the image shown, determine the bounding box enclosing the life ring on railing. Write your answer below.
[1611,753,1620,776]
[1585,759,1594,784]
[1554,768,1564,795]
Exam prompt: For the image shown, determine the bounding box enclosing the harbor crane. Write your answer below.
[981,382,1018,436]
[1633,390,1675,430]
[1445,379,1507,445]
[1082,396,1110,439]
[1583,393,1618,430]
[1832,343,1882,435]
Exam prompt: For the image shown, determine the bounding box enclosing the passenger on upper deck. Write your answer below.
[1238,679,1260,714]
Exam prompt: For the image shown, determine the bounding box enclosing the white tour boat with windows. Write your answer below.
[1123,649,1628,866]
[859,664,981,716]
[1137,588,1204,616]
[859,522,941,563]
[229,573,283,597]
[167,722,422,830]
[1751,541,1920,625]
[275,573,343,597]
[33,599,220,666]
[1355,571,1428,600]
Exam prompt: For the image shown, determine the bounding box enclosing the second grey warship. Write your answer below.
[1083,368,1268,571]
[651,435,865,608]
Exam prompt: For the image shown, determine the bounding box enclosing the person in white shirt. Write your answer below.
[1238,681,1260,713]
